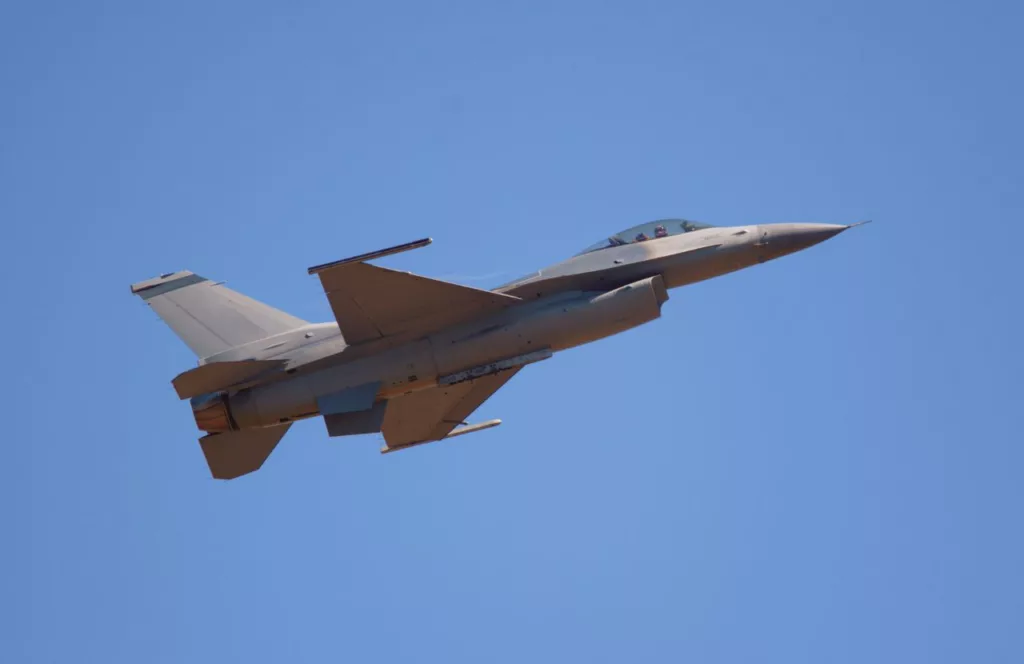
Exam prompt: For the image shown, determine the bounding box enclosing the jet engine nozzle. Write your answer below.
[191,392,235,433]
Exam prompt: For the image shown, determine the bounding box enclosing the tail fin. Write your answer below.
[131,271,307,359]
[199,423,291,480]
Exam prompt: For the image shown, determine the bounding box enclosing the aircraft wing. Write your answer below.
[380,368,521,452]
[172,359,286,399]
[310,252,520,346]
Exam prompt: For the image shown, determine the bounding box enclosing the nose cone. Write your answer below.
[759,223,849,258]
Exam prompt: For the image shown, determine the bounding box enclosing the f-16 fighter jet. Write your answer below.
[132,218,864,479]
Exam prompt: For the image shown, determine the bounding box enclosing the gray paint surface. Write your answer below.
[132,272,308,358]
[132,220,857,479]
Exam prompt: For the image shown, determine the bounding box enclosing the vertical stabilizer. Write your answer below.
[131,271,307,359]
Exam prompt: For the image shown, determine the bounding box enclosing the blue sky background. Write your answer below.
[4,1,1023,662]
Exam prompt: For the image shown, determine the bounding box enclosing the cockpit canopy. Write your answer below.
[577,218,714,255]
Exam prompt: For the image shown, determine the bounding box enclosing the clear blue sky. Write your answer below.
[4,1,1022,662]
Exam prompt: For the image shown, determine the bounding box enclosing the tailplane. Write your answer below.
[199,424,292,480]
[131,271,307,359]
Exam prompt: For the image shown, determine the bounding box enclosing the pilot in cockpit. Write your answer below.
[654,224,668,238]
[635,232,649,242]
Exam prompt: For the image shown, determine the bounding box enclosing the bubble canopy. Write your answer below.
[576,218,714,255]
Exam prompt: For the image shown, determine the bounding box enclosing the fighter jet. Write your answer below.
[132,218,863,479]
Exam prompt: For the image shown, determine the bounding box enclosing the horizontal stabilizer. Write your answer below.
[172,359,286,399]
[199,423,291,480]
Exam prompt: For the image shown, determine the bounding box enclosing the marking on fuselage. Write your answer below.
[438,349,552,386]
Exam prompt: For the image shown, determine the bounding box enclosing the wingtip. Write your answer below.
[307,237,434,275]
[130,271,206,298]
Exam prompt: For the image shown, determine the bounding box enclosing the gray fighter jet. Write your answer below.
[132,218,863,479]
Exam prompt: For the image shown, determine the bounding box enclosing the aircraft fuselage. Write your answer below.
[136,219,858,477]
[195,223,849,434]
